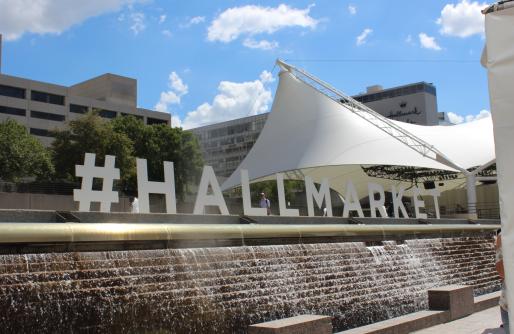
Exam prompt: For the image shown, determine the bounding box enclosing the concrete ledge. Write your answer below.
[474,291,500,312]
[248,315,332,334]
[428,285,474,320]
[0,209,501,226]
[0,210,499,253]
[338,310,449,334]
[337,291,500,334]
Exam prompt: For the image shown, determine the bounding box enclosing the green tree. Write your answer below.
[52,112,134,189]
[111,116,203,199]
[0,119,54,181]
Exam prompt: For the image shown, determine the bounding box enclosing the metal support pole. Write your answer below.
[466,174,477,219]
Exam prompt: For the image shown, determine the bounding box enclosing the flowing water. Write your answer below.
[0,236,500,333]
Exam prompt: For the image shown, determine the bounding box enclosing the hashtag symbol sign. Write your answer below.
[73,153,120,212]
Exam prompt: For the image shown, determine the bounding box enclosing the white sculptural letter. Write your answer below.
[428,188,441,219]
[193,166,229,215]
[342,180,364,218]
[74,153,120,212]
[391,185,409,218]
[368,183,388,218]
[305,176,332,217]
[241,169,268,216]
[136,159,177,214]
[412,186,428,219]
[276,173,300,217]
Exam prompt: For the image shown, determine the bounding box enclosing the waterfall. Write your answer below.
[0,236,500,333]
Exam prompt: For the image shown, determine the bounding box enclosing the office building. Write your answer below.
[0,72,171,146]
[353,82,439,125]
[190,113,268,179]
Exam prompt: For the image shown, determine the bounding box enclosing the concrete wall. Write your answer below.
[0,192,131,212]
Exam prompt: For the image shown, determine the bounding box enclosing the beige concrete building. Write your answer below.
[353,82,439,125]
[0,72,171,146]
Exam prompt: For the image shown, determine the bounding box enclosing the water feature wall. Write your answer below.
[0,236,499,333]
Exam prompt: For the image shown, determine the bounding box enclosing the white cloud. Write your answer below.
[0,0,136,40]
[155,91,181,111]
[180,16,206,29]
[170,115,182,128]
[129,12,145,35]
[190,16,205,25]
[419,33,442,51]
[447,109,490,124]
[207,4,318,43]
[155,71,189,114]
[356,28,372,46]
[348,4,357,15]
[259,70,275,84]
[161,29,172,37]
[169,72,188,96]
[182,71,274,129]
[447,112,464,124]
[159,14,166,24]
[437,0,487,38]
[465,109,491,122]
[243,38,279,50]
[405,34,413,44]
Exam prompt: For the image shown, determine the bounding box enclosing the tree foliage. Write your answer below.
[52,113,203,199]
[0,119,54,181]
[52,113,134,189]
[111,115,203,199]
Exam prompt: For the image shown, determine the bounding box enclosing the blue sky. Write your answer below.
[0,0,490,128]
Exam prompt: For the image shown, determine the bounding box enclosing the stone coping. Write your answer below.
[0,209,500,225]
[248,315,332,333]
[336,291,500,334]
[250,315,330,328]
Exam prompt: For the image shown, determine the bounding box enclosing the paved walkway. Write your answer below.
[413,307,505,334]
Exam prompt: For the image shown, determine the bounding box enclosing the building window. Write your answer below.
[30,128,54,137]
[31,90,65,105]
[0,84,26,99]
[121,113,144,121]
[0,105,26,117]
[424,84,436,95]
[69,104,88,114]
[30,110,65,122]
[93,108,117,119]
[353,83,436,104]
[147,117,168,125]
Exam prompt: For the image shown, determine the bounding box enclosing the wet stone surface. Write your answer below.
[0,236,500,333]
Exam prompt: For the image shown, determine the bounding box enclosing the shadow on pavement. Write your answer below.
[481,328,505,334]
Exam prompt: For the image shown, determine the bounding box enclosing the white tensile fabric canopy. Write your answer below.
[221,67,495,197]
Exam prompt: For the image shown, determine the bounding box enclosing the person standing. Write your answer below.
[259,193,271,216]
[496,229,509,333]
[129,196,139,213]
